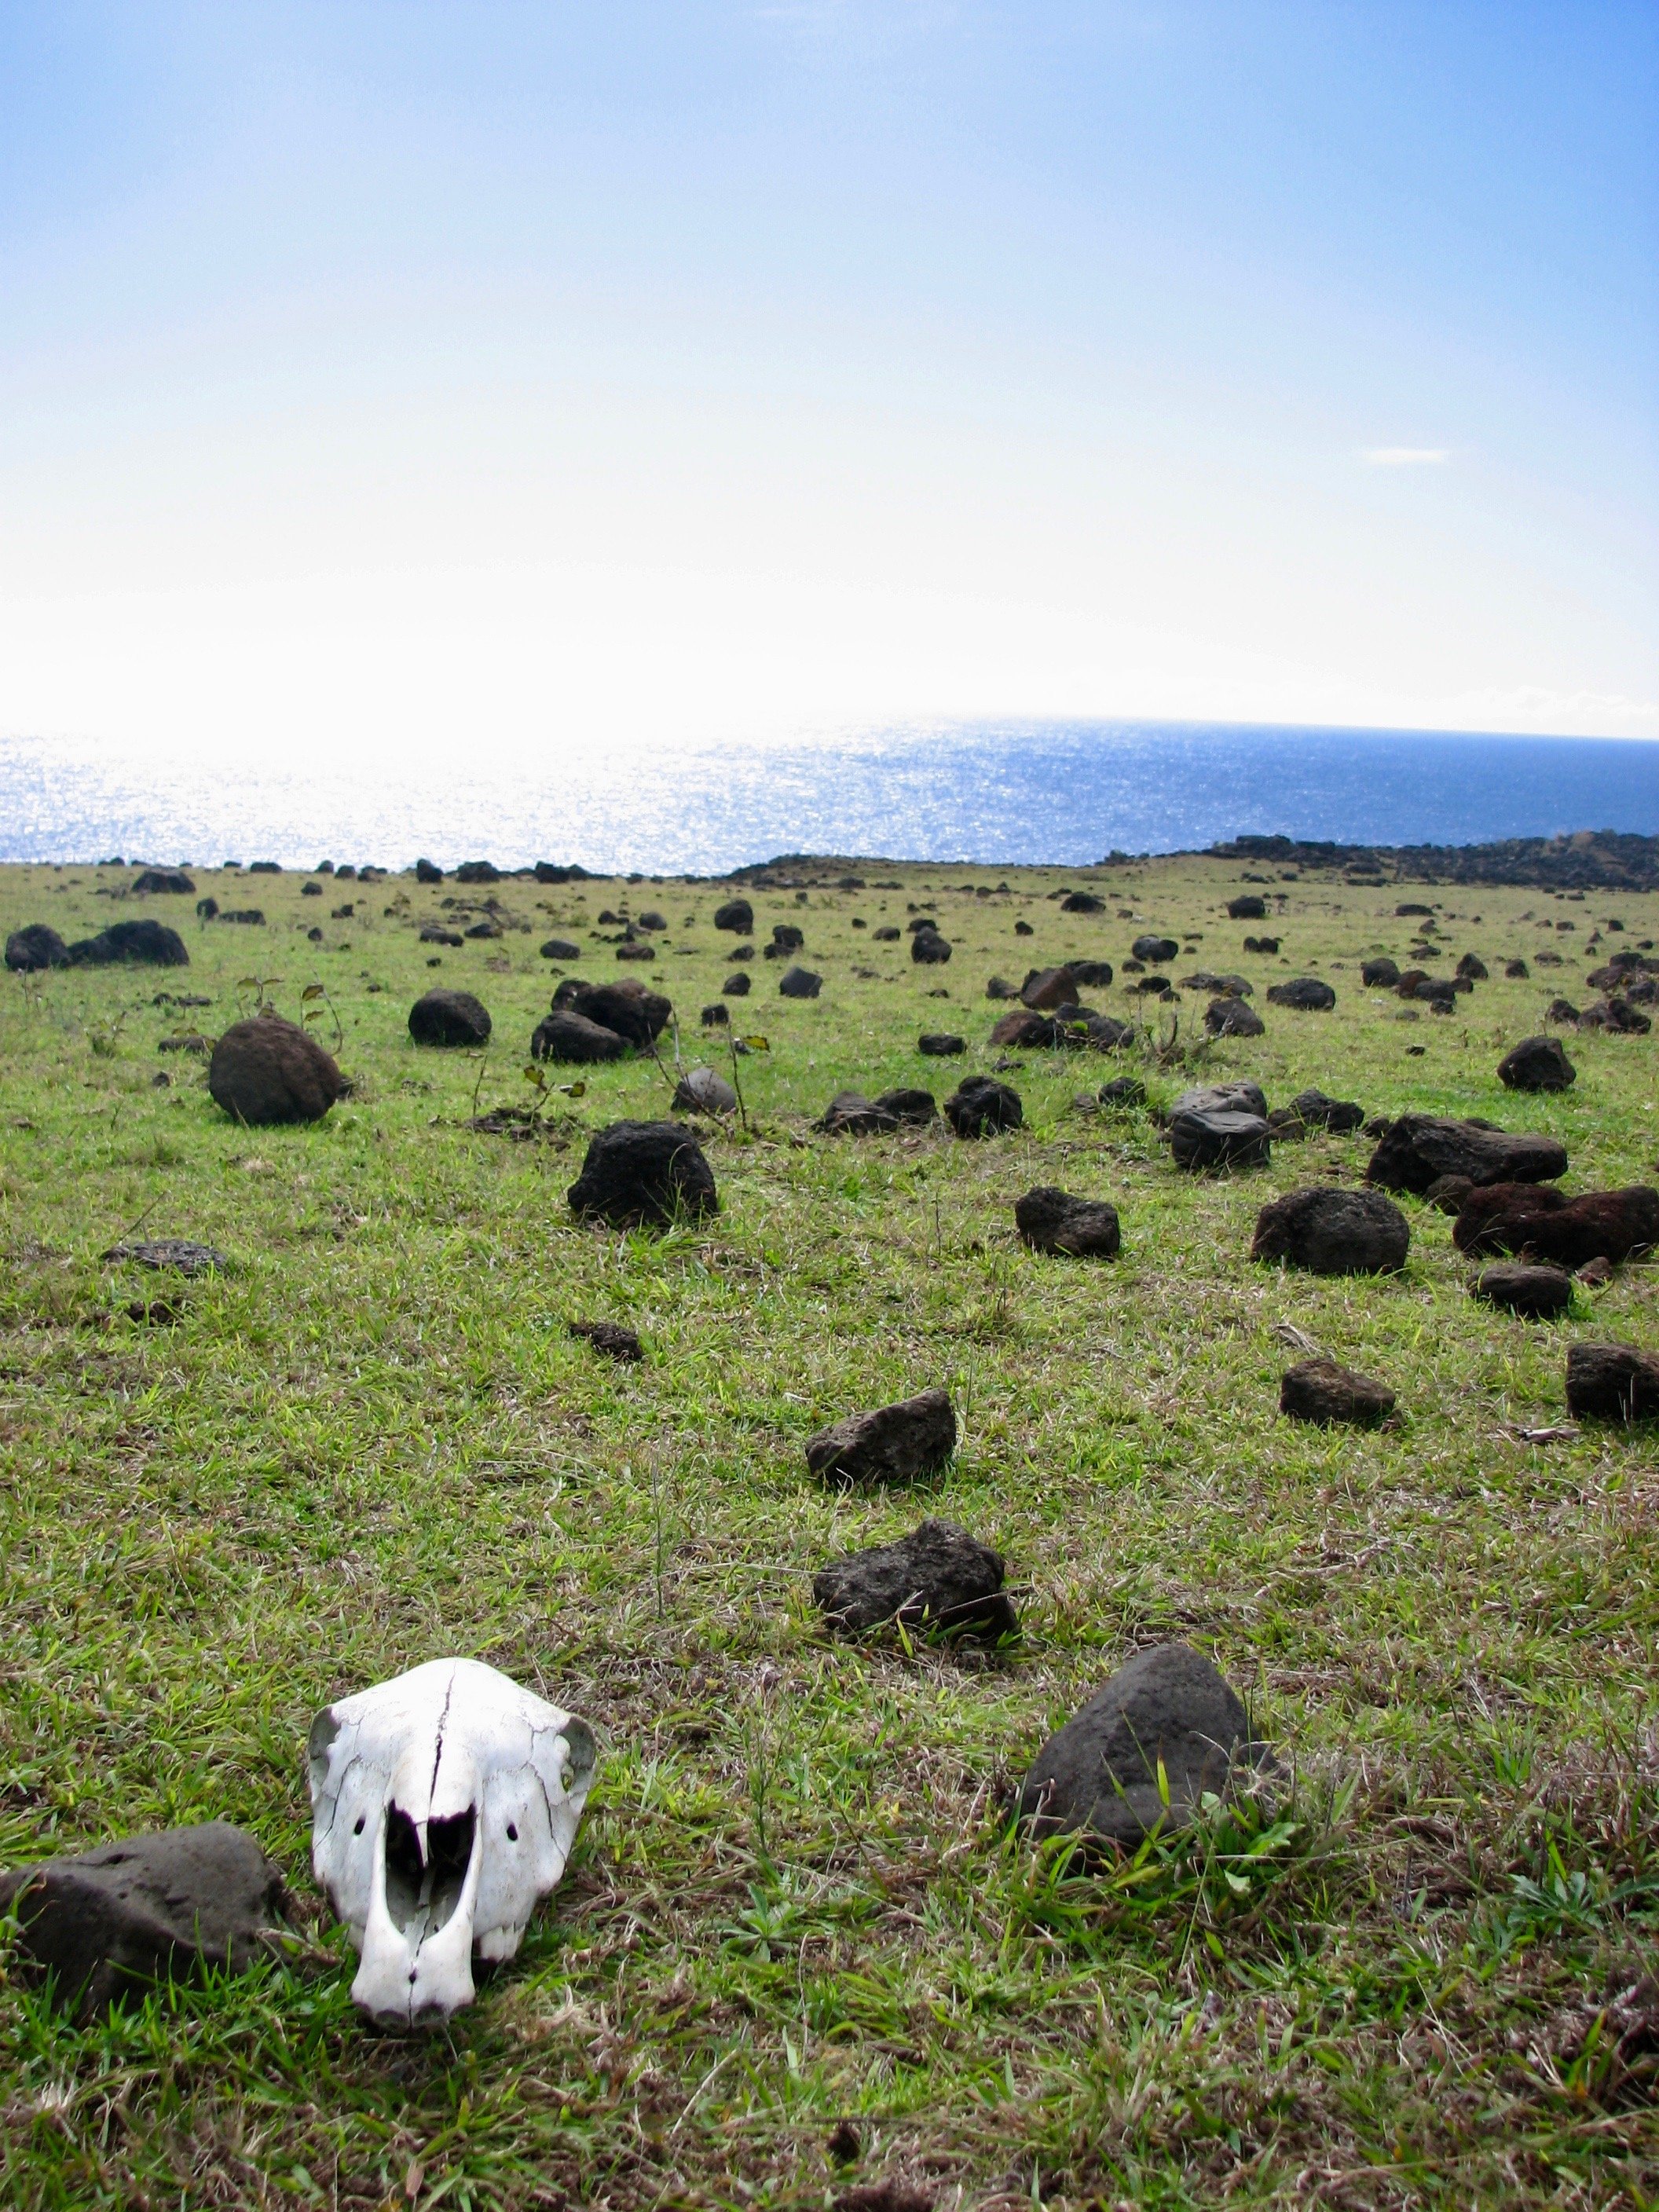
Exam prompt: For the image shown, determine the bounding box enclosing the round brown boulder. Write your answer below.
[208,1014,346,1125]
[1497,1035,1575,1092]
[567,1119,719,1229]
[408,989,491,1047]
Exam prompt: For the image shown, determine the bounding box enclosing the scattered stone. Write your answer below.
[1452,1183,1659,1269]
[701,1002,729,1027]
[991,1009,1067,1048]
[157,1032,211,1054]
[1566,1342,1659,1423]
[1498,1035,1576,1092]
[1361,957,1401,987]
[1227,895,1267,919]
[554,979,672,1046]
[672,1067,738,1115]
[1131,934,1179,963]
[944,1075,1023,1137]
[539,938,580,960]
[1061,890,1105,914]
[910,929,952,964]
[5,923,69,971]
[873,1087,937,1124]
[1364,1114,1568,1194]
[1251,1187,1409,1275]
[0,1822,295,2018]
[567,1120,718,1228]
[1013,919,1035,936]
[1015,1186,1121,1258]
[1283,1088,1364,1133]
[1577,1255,1614,1288]
[1423,1174,1475,1214]
[568,1320,643,1363]
[1474,1262,1573,1319]
[132,869,196,895]
[68,920,190,968]
[1097,1075,1146,1109]
[530,1009,627,1063]
[819,1090,899,1134]
[635,910,667,932]
[1505,958,1529,978]
[208,1014,345,1126]
[415,858,443,884]
[1170,1106,1271,1171]
[767,923,806,957]
[814,1518,1014,1641]
[420,926,464,947]
[1173,1080,1269,1119]
[408,989,491,1048]
[805,1387,957,1485]
[714,898,754,934]
[454,860,501,884]
[917,1031,965,1057]
[1243,934,1281,954]
[1456,952,1488,980]
[464,921,502,940]
[1206,995,1265,1037]
[873,925,901,943]
[1019,1644,1269,1848]
[779,965,823,998]
[723,969,753,999]
[615,941,657,962]
[1580,997,1653,1034]
[101,1238,227,1277]
[985,975,1019,999]
[1547,997,1582,1024]
[1020,966,1076,1009]
[1280,1357,1396,1426]
[1266,976,1336,1011]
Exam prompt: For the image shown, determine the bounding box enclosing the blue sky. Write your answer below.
[2,1,1655,759]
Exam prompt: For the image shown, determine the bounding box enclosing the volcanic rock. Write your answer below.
[1506,958,1529,978]
[723,972,752,997]
[1452,1183,1659,1269]
[1243,935,1281,954]
[554,978,672,1046]
[1251,1187,1409,1275]
[1266,976,1336,1011]
[454,860,500,884]
[0,1823,294,2019]
[1131,934,1179,963]
[101,1237,227,1276]
[767,923,806,957]
[540,938,581,960]
[1061,890,1106,914]
[701,1002,729,1027]
[985,975,1020,999]
[1580,997,1653,1033]
[614,942,657,962]
[1206,995,1265,1037]
[415,858,443,883]
[1014,1187,1121,1258]
[917,1031,965,1057]
[672,1067,738,1115]
[529,1009,624,1063]
[208,1014,344,1126]
[911,929,952,965]
[714,898,754,934]
[1173,1081,1269,1120]
[567,1120,719,1228]
[420,926,463,947]
[778,965,823,998]
[1097,1075,1147,1109]
[1361,957,1401,987]
[568,1320,643,1363]
[68,920,190,968]
[819,1091,899,1135]
[1280,1357,1396,1426]
[1170,1107,1271,1171]
[1566,1342,1659,1423]
[805,1387,957,1485]
[1474,1262,1573,1319]
[944,1075,1023,1137]
[1228,895,1267,919]
[814,1519,1015,1642]
[1498,1035,1576,1092]
[1364,1115,1567,1195]
[873,1087,937,1124]
[408,989,491,1047]
[1285,1088,1365,1133]
[5,923,69,971]
[1019,1644,1268,1848]
[132,869,195,895]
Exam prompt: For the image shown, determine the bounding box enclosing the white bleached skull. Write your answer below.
[307,1657,595,2026]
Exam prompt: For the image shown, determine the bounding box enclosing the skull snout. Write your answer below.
[353,1796,484,2027]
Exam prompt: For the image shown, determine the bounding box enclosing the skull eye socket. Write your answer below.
[353,1816,365,1835]
[506,1822,518,1841]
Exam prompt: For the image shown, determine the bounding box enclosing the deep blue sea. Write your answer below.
[2,722,1657,874]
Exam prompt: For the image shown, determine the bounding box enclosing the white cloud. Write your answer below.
[1362,446,1451,467]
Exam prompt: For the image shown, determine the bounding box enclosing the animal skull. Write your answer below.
[307,1657,595,2025]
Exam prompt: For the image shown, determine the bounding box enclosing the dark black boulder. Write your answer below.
[814,1518,1015,1642]
[1206,995,1265,1038]
[1361,957,1401,987]
[132,869,195,895]
[408,989,491,1047]
[873,1087,937,1124]
[1014,1186,1121,1258]
[1365,1115,1567,1195]
[0,1822,294,2018]
[1061,890,1106,914]
[5,923,69,972]
[530,1009,627,1064]
[415,858,444,883]
[778,965,823,998]
[1170,1107,1270,1171]
[68,919,190,968]
[1227,895,1267,919]
[569,1320,643,1363]
[208,1015,345,1125]
[567,1119,718,1228]
[944,1075,1022,1137]
[1497,1035,1575,1093]
[1266,976,1335,1011]
[1280,1357,1396,1426]
[723,971,753,996]
[1474,1262,1573,1319]
[1251,1187,1409,1275]
[1019,1644,1269,1848]
[714,898,754,934]
[1131,934,1179,963]
[1285,1088,1364,1133]
[1566,1342,1659,1423]
[917,1031,965,1056]
[540,938,581,961]
[805,1387,957,1485]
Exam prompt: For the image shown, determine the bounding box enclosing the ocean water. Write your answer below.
[2,722,1657,875]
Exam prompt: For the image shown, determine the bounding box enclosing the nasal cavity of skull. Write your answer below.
[383,1804,478,1942]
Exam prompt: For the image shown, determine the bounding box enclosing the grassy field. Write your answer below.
[2,850,1657,2211]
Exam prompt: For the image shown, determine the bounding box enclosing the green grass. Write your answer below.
[2,852,1657,2209]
